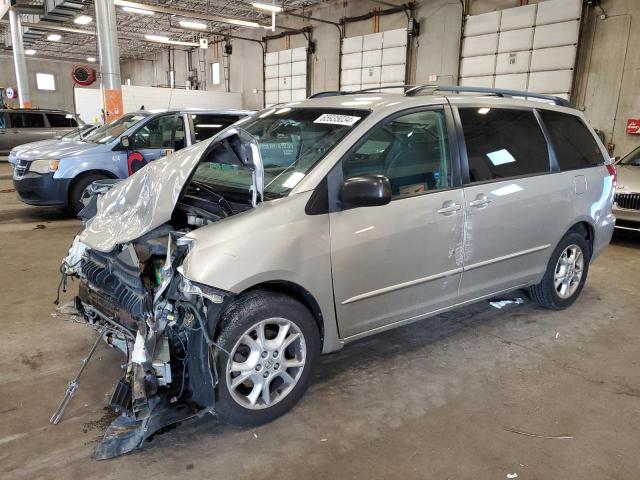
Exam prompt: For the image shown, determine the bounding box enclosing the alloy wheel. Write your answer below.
[226,318,307,410]
[554,244,584,299]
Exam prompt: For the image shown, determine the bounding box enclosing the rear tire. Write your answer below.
[69,173,109,214]
[214,291,320,427]
[529,232,590,310]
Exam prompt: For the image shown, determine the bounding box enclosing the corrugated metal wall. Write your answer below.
[340,28,408,92]
[265,47,308,107]
[460,0,582,100]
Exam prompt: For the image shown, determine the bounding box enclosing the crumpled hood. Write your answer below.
[617,165,640,192]
[78,141,208,252]
[77,127,263,253]
[15,140,102,160]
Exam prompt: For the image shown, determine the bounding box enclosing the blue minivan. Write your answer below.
[11,108,252,213]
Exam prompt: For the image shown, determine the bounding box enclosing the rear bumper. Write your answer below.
[13,173,71,207]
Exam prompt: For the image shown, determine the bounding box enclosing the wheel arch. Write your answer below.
[240,280,326,349]
[567,220,595,255]
[68,169,119,203]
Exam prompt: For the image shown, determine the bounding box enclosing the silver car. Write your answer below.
[0,108,81,156]
[60,86,615,458]
[614,145,640,231]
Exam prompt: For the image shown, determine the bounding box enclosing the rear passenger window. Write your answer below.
[342,109,452,199]
[9,113,45,128]
[22,113,45,128]
[538,110,605,170]
[47,113,78,127]
[459,108,550,183]
[191,114,239,142]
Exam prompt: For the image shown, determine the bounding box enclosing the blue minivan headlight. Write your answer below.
[29,159,60,174]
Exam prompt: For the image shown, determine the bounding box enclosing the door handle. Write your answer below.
[469,194,492,208]
[437,201,462,215]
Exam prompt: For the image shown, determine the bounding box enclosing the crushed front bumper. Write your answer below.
[67,244,234,459]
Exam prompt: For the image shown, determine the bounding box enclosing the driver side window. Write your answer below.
[131,115,178,150]
[342,109,452,199]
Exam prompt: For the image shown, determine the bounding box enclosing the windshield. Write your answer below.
[83,114,146,144]
[620,146,640,166]
[190,108,368,198]
[61,125,95,141]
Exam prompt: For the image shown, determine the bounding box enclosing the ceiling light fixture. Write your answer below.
[47,33,62,41]
[25,49,36,55]
[114,0,262,28]
[179,20,207,30]
[145,34,169,42]
[251,2,283,13]
[144,34,199,47]
[122,6,154,15]
[74,15,93,25]
[86,57,96,62]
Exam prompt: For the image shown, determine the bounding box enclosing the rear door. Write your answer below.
[330,106,465,339]
[126,114,186,175]
[4,112,52,151]
[455,105,558,300]
[189,113,241,143]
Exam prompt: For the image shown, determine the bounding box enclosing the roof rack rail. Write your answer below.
[308,85,417,99]
[405,84,570,107]
[308,91,346,98]
[354,85,417,94]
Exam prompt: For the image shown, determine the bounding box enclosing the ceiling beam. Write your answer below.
[113,0,265,29]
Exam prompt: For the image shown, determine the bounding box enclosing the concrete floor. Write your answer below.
[0,162,638,480]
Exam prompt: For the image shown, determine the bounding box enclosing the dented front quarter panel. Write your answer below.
[179,192,342,353]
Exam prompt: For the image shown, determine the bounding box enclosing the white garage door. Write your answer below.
[265,47,308,107]
[340,28,407,93]
[459,0,582,100]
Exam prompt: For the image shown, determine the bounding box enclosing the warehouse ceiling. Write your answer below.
[1,0,328,60]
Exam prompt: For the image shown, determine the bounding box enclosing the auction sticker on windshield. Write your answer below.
[314,114,361,126]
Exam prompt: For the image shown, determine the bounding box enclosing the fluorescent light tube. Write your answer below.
[251,2,283,13]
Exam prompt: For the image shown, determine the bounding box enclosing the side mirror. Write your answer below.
[120,135,130,149]
[339,175,392,208]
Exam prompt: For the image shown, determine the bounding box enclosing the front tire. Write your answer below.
[529,232,590,310]
[69,173,109,214]
[214,291,320,427]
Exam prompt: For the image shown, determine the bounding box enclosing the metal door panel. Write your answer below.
[459,175,564,300]
[331,189,465,338]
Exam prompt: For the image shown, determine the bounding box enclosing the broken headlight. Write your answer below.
[178,272,227,304]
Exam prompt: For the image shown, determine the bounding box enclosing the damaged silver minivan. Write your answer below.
[59,86,615,458]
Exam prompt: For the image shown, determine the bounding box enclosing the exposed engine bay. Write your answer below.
[54,128,261,459]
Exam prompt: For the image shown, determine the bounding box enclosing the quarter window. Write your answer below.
[46,113,78,127]
[459,107,550,183]
[191,114,239,142]
[342,109,452,199]
[538,110,605,170]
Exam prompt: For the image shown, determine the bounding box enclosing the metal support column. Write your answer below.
[95,0,123,122]
[9,9,32,108]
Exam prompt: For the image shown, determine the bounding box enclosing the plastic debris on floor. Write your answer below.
[489,297,524,309]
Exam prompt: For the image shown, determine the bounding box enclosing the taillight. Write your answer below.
[607,164,617,186]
